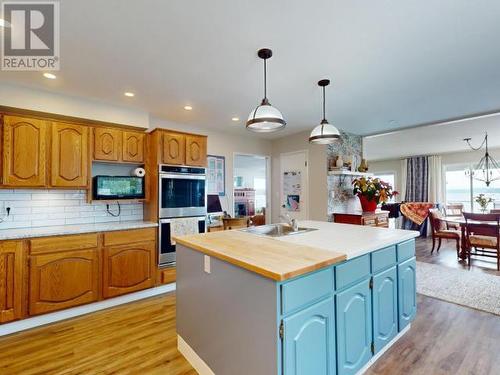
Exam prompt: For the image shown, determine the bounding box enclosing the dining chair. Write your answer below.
[444,203,464,230]
[463,212,500,271]
[223,217,249,230]
[429,208,460,256]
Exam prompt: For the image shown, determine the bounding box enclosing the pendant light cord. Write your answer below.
[263,58,267,100]
[322,86,326,121]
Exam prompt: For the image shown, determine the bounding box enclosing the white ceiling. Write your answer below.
[1,0,500,139]
[364,113,500,161]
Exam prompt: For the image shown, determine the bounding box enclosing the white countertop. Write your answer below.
[0,221,158,240]
[275,220,419,259]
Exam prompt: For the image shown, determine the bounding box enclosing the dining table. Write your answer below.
[443,216,499,260]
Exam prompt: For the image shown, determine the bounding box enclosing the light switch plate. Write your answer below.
[204,255,211,274]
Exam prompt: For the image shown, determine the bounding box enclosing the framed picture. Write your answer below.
[207,155,225,196]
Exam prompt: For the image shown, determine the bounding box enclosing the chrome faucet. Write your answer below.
[280,213,299,232]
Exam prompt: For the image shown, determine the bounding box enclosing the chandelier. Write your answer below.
[464,132,500,186]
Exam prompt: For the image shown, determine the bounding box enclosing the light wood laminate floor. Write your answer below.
[0,238,498,374]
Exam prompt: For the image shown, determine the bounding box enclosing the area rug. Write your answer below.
[416,261,500,316]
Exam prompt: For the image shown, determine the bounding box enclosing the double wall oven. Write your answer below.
[158,165,206,265]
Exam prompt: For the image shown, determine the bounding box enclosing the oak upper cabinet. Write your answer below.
[93,127,122,161]
[2,115,48,187]
[185,135,207,166]
[0,241,24,323]
[162,131,186,165]
[28,234,99,316]
[122,131,145,163]
[51,122,89,187]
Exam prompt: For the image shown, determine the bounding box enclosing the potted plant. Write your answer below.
[352,177,398,212]
[475,194,493,213]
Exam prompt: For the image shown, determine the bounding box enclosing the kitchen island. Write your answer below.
[175,221,419,375]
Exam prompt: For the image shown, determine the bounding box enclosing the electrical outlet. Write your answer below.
[204,255,211,274]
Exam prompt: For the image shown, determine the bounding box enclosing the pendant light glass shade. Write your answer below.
[246,48,286,132]
[309,79,340,144]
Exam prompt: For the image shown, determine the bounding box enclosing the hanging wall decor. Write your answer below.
[207,155,225,196]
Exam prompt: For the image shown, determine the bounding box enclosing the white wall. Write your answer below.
[0,82,149,128]
[271,130,328,223]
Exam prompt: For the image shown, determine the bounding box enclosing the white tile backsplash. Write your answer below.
[0,189,144,229]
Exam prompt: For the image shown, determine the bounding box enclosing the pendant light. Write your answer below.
[464,132,500,186]
[246,48,286,132]
[309,79,340,144]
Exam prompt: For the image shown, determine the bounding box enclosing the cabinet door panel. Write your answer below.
[51,122,89,187]
[103,242,156,298]
[373,266,398,353]
[29,249,99,315]
[185,135,207,166]
[336,279,372,375]
[283,297,335,375]
[0,242,24,323]
[2,115,47,186]
[123,131,145,163]
[93,127,122,161]
[162,132,185,165]
[398,257,417,331]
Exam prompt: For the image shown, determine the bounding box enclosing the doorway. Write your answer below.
[233,153,271,224]
[280,150,309,221]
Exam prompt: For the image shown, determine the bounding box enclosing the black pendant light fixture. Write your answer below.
[246,48,286,132]
[309,79,340,144]
[464,132,500,186]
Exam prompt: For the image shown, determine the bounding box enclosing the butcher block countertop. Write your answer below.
[174,230,347,281]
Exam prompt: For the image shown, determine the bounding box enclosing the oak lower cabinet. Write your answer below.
[398,257,417,331]
[0,242,24,323]
[283,297,335,375]
[336,279,372,375]
[2,115,48,187]
[102,241,156,298]
[29,248,99,315]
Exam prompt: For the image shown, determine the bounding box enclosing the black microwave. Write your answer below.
[93,176,145,200]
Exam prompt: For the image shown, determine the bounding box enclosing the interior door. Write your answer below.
[51,122,89,187]
[280,151,308,221]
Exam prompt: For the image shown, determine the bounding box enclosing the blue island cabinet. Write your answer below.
[280,239,416,375]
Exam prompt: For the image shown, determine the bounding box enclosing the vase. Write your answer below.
[336,156,344,168]
[358,195,378,212]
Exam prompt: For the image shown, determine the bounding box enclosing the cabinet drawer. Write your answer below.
[371,245,396,273]
[281,268,333,315]
[397,239,415,262]
[30,234,98,254]
[158,266,176,285]
[335,254,370,290]
[103,227,156,247]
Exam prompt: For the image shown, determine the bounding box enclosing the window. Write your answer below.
[445,165,500,212]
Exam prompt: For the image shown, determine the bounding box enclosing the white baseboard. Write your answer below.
[356,324,411,375]
[178,335,215,375]
[0,283,176,337]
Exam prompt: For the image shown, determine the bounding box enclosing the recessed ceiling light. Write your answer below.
[124,92,135,97]
[231,117,240,122]
[43,72,56,79]
[184,105,193,111]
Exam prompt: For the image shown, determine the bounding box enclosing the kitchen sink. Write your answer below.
[240,223,317,237]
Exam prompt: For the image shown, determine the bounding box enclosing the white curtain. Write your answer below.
[400,159,407,202]
[428,155,444,204]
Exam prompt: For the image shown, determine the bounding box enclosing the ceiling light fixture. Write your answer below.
[184,105,193,111]
[43,72,56,80]
[464,132,500,186]
[309,79,340,144]
[231,117,240,122]
[246,48,286,132]
[124,92,135,97]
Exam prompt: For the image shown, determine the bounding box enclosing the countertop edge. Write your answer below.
[0,221,158,241]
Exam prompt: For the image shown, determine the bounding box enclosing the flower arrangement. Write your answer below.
[352,177,398,211]
[475,194,493,212]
